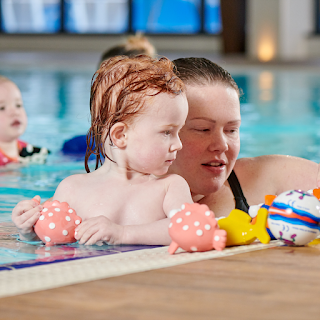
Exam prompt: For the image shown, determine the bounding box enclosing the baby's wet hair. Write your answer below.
[85,55,185,172]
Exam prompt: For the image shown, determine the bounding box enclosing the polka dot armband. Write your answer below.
[34,200,82,246]
[168,203,227,254]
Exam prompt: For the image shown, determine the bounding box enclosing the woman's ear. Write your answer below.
[110,122,128,148]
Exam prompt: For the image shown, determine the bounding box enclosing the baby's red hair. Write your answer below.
[85,55,185,172]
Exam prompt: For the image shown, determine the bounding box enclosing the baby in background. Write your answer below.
[0,76,49,167]
[12,55,193,246]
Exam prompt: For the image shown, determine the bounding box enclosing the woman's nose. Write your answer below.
[208,131,228,153]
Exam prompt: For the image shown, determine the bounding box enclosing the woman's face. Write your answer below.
[169,83,241,196]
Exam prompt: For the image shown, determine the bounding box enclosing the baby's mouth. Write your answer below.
[11,120,21,126]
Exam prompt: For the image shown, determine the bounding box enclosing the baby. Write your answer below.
[0,76,49,167]
[12,55,193,245]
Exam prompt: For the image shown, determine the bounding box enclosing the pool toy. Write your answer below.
[34,200,82,246]
[168,203,227,254]
[217,207,271,247]
[267,189,320,246]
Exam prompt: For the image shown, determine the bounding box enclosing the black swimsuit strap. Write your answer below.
[227,170,250,213]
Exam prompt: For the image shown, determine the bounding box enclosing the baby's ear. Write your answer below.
[110,122,128,148]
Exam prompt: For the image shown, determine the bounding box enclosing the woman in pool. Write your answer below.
[12,55,199,246]
[168,57,319,218]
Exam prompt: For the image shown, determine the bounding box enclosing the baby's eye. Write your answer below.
[16,104,22,108]
[0,106,5,111]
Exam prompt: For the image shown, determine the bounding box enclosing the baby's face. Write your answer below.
[124,92,188,176]
[0,81,27,143]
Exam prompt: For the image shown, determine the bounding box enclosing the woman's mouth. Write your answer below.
[201,161,226,173]
[202,162,224,167]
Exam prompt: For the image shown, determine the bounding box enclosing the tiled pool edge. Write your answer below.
[0,241,283,298]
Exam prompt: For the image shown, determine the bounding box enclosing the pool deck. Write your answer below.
[0,244,320,319]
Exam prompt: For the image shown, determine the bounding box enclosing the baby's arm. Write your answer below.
[11,195,42,241]
[75,174,193,246]
[162,174,194,216]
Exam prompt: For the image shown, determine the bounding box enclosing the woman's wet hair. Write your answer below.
[173,57,240,96]
[85,54,184,172]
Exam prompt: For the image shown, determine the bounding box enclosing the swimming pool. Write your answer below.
[1,61,320,267]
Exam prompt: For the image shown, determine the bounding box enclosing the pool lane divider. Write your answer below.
[0,240,283,298]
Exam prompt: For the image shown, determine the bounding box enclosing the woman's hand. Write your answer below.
[74,215,125,245]
[11,195,42,241]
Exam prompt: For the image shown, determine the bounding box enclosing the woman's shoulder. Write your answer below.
[234,155,318,196]
[235,154,317,172]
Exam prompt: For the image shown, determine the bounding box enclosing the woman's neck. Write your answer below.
[0,140,19,159]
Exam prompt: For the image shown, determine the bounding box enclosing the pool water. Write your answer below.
[1,63,320,267]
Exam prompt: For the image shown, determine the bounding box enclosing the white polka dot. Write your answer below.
[185,211,191,216]
[68,209,73,213]
[39,215,45,220]
[194,221,200,227]
[42,208,48,212]
[169,223,173,228]
[44,236,51,242]
[48,212,53,217]
[205,211,211,216]
[181,204,185,210]
[49,223,55,229]
[45,252,51,257]
[75,220,80,225]
[205,224,211,230]
[45,247,51,251]
[54,208,61,212]
[176,218,182,223]
[182,225,189,230]
[65,216,71,222]
[191,246,197,251]
[196,229,203,236]
[214,235,220,241]
[62,230,68,236]
[286,208,293,214]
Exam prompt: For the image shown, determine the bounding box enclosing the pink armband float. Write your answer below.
[34,200,82,246]
[168,203,227,254]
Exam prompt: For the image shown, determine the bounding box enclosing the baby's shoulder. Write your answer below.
[159,173,189,188]
[56,173,88,193]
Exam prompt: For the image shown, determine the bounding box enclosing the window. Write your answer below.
[0,0,221,34]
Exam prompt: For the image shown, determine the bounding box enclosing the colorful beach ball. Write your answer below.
[268,190,320,246]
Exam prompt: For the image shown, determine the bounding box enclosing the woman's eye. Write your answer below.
[0,106,5,111]
[226,128,239,134]
[16,104,22,108]
[193,128,210,132]
[163,130,171,136]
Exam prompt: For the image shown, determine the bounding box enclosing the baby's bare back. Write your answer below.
[53,172,169,225]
